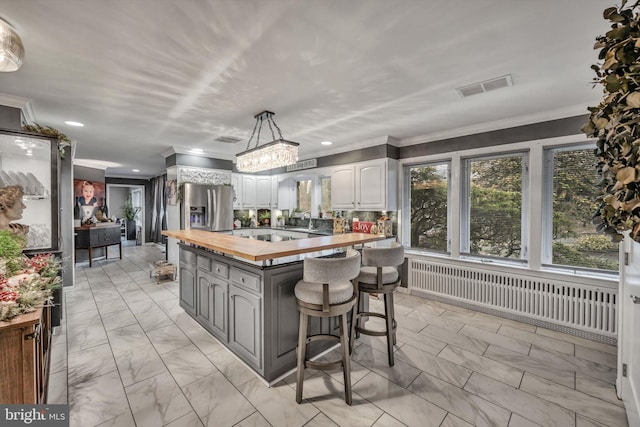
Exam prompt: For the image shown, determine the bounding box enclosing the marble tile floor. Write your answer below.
[48,243,629,427]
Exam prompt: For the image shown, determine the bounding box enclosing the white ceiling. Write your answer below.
[0,0,609,178]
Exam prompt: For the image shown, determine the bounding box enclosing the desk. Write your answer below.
[74,223,122,267]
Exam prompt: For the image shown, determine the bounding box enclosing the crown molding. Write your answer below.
[397,104,590,147]
[0,92,36,124]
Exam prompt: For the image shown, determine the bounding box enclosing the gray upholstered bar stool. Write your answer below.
[350,243,404,366]
[294,249,361,405]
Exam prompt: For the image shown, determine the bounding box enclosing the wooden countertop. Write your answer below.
[74,222,120,231]
[162,229,387,262]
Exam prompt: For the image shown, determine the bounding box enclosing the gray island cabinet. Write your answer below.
[178,243,340,382]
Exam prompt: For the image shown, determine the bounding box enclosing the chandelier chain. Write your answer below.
[268,115,284,140]
[245,115,260,151]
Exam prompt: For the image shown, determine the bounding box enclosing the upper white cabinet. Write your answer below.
[242,175,256,208]
[277,177,296,211]
[331,166,356,209]
[255,176,272,208]
[232,174,278,209]
[330,159,397,211]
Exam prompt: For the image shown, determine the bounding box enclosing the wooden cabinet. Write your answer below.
[74,224,122,267]
[330,159,397,210]
[195,269,228,342]
[0,306,51,404]
[229,283,262,370]
[179,260,196,316]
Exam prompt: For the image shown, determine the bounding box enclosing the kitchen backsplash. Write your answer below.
[233,209,397,235]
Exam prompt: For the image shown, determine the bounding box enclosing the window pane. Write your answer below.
[321,177,331,213]
[551,149,618,271]
[469,156,522,259]
[297,180,312,212]
[409,163,448,251]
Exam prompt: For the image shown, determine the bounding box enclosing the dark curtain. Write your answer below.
[150,174,167,243]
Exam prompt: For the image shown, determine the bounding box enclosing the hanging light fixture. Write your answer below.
[0,18,24,72]
[236,110,299,173]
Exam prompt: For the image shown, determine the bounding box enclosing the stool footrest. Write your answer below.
[355,311,397,337]
[306,359,343,371]
[306,334,340,345]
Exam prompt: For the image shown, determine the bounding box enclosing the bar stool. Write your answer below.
[350,243,404,366]
[294,249,361,405]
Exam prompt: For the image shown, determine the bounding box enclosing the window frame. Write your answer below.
[541,143,619,275]
[404,160,452,254]
[459,151,529,264]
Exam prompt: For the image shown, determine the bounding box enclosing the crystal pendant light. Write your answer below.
[236,111,299,173]
[0,18,24,72]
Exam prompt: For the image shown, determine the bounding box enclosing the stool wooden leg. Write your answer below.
[350,289,360,354]
[339,312,352,405]
[384,293,394,366]
[296,311,308,404]
[389,292,397,345]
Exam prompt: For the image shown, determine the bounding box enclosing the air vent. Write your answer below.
[214,136,243,144]
[456,74,513,98]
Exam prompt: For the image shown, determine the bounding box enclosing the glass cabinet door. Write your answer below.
[0,132,58,251]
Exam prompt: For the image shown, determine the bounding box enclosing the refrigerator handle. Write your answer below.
[207,189,214,229]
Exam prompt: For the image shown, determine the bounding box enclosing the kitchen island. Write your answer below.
[162,229,387,384]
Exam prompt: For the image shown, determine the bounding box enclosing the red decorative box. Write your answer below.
[352,221,375,233]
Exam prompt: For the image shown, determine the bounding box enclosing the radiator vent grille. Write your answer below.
[214,136,243,144]
[409,259,617,337]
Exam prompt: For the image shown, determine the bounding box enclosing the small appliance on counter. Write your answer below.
[181,183,234,231]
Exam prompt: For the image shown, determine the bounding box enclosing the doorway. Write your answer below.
[106,183,145,245]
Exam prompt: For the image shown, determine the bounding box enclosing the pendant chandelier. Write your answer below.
[0,18,24,72]
[236,110,299,173]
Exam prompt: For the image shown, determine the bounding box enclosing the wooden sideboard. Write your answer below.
[74,223,122,267]
[0,305,52,404]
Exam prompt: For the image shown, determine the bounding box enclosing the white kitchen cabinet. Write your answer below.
[242,175,256,208]
[255,176,272,208]
[270,176,278,208]
[277,177,296,211]
[330,158,397,211]
[231,174,242,209]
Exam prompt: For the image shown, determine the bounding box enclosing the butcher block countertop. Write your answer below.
[162,229,386,262]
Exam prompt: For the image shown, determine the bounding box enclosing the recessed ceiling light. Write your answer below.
[132,169,140,172]
[64,121,84,127]
[190,148,204,154]
[321,141,333,146]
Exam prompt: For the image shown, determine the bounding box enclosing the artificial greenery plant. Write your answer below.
[22,123,72,159]
[583,0,640,243]
[122,199,140,221]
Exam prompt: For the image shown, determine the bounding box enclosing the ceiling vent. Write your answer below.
[214,136,243,144]
[456,74,513,98]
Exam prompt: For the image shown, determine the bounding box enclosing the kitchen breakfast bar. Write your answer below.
[162,229,386,384]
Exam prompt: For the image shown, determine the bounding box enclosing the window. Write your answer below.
[408,162,449,252]
[461,153,528,260]
[543,146,618,271]
[296,180,312,212]
[320,177,331,214]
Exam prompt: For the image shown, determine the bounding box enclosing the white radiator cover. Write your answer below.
[409,258,617,343]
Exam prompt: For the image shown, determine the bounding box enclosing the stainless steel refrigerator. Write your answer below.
[181,183,234,231]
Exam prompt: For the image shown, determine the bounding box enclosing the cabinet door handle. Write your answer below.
[216,268,220,273]
[241,277,245,283]
[631,295,640,304]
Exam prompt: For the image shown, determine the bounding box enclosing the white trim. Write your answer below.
[396,106,590,147]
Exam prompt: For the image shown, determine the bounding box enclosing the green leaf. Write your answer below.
[604,6,618,19]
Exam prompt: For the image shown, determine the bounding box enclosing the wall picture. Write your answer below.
[74,179,105,218]
[166,179,177,206]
